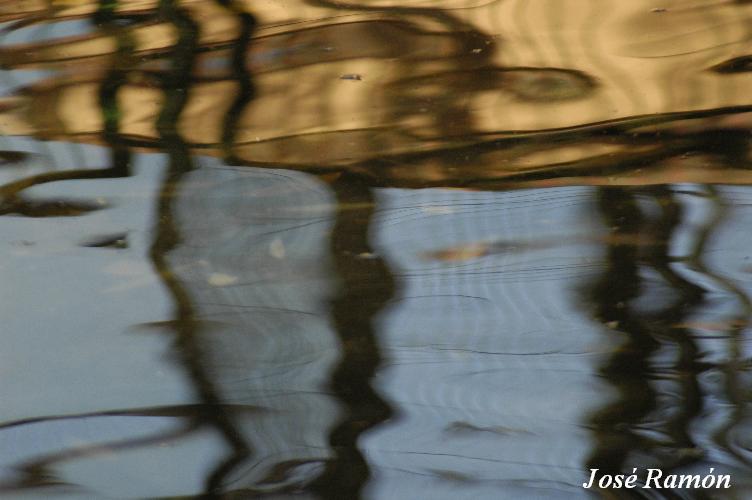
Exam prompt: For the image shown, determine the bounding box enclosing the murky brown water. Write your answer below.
[2,1,752,498]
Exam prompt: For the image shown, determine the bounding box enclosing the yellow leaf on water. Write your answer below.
[207,273,238,287]
[422,242,490,262]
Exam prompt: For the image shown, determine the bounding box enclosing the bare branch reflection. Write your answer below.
[2,0,752,498]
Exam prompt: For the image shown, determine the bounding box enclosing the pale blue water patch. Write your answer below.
[365,186,612,498]
[1,417,237,498]
[0,414,181,474]
[167,162,342,491]
[57,426,234,498]
[0,69,59,92]
[1,19,94,45]
[0,138,110,184]
[0,151,192,424]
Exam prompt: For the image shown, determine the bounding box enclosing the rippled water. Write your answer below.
[2,1,752,498]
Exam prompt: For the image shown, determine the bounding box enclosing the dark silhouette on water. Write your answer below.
[2,0,752,498]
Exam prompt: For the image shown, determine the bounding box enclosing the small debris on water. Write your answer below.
[339,73,362,81]
[423,243,489,262]
[81,233,128,249]
[605,321,619,329]
[208,273,238,287]
[356,252,378,260]
[651,7,668,12]
[445,421,533,436]
[471,48,482,54]
[428,469,475,483]
[269,238,286,259]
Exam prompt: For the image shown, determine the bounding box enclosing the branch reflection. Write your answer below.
[1,0,752,498]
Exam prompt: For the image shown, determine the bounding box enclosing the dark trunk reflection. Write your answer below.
[310,173,395,499]
[2,0,752,498]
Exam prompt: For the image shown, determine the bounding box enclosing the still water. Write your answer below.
[1,0,752,498]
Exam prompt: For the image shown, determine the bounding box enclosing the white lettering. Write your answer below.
[644,469,663,488]
[582,469,598,489]
[585,468,731,490]
[664,474,678,489]
[677,475,701,488]
[717,474,731,488]
[624,471,638,489]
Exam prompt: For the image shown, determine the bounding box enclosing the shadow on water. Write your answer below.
[2,0,752,498]
[583,182,752,497]
[308,172,395,499]
[583,187,706,491]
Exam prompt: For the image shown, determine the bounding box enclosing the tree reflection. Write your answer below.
[1,0,752,497]
[584,183,752,492]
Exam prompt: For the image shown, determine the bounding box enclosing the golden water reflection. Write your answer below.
[1,0,752,498]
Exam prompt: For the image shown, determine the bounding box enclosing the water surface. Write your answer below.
[2,1,752,498]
